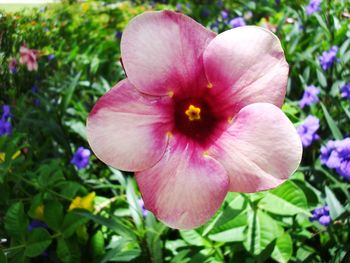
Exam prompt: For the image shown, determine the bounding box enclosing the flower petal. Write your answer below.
[121,11,215,96]
[203,26,289,116]
[136,137,229,229]
[208,103,302,192]
[87,79,172,172]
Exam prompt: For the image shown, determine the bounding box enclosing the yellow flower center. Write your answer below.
[185,105,201,121]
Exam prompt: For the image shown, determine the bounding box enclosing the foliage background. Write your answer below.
[0,0,350,262]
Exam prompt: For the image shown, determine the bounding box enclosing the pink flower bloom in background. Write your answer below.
[19,44,39,71]
[87,11,302,229]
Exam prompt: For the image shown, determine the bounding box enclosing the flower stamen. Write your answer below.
[185,105,201,121]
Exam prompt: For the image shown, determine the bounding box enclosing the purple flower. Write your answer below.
[221,10,229,20]
[138,198,148,217]
[299,85,320,108]
[210,20,219,31]
[71,147,91,169]
[229,17,246,28]
[200,8,210,18]
[310,205,331,226]
[297,115,320,147]
[320,140,342,169]
[31,85,39,93]
[8,58,17,74]
[319,46,338,71]
[2,105,11,120]
[340,84,350,100]
[176,3,182,12]
[115,31,123,39]
[28,220,48,232]
[0,119,12,137]
[306,0,322,15]
[334,139,350,181]
[48,54,55,61]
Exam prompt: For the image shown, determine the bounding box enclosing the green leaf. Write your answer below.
[4,202,28,241]
[0,249,7,263]
[271,233,293,263]
[57,238,71,263]
[324,186,345,219]
[72,210,137,241]
[126,178,142,228]
[320,103,343,140]
[180,230,210,247]
[314,14,330,36]
[24,228,52,257]
[91,231,105,258]
[145,213,166,263]
[208,211,247,242]
[258,181,310,216]
[203,194,246,235]
[316,70,327,87]
[44,200,64,231]
[61,72,81,112]
[62,212,89,238]
[243,209,283,256]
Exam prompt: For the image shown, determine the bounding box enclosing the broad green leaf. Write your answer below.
[24,228,52,257]
[296,245,316,261]
[208,211,247,242]
[72,210,137,241]
[169,249,191,263]
[271,233,293,263]
[4,202,28,241]
[314,14,330,36]
[325,186,344,219]
[62,212,89,238]
[243,209,283,256]
[180,230,210,247]
[258,181,310,216]
[57,238,71,263]
[44,200,64,231]
[102,248,141,262]
[320,103,343,140]
[203,194,246,235]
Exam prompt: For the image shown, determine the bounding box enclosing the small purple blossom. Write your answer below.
[210,20,219,31]
[31,85,39,93]
[176,3,182,12]
[297,115,320,147]
[334,139,350,181]
[200,8,210,18]
[8,58,17,74]
[229,17,246,28]
[299,85,320,108]
[138,198,148,217]
[115,31,123,39]
[340,84,350,100]
[320,140,341,169]
[28,220,48,232]
[310,205,331,226]
[221,10,229,20]
[47,54,55,61]
[71,147,91,169]
[2,105,11,120]
[0,119,12,137]
[306,0,322,15]
[319,46,338,71]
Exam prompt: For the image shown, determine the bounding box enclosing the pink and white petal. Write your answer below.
[208,103,302,193]
[87,79,172,172]
[121,11,215,96]
[204,26,289,116]
[136,137,229,229]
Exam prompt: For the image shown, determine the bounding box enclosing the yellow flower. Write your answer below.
[0,150,21,163]
[68,192,95,212]
[81,3,90,12]
[35,204,45,220]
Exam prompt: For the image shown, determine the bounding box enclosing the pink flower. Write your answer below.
[87,11,302,229]
[19,44,39,71]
